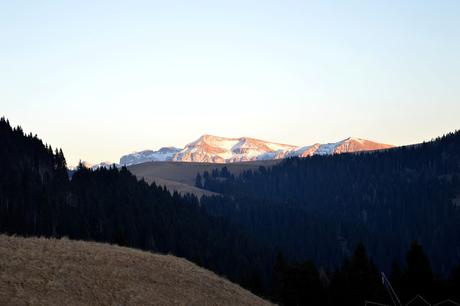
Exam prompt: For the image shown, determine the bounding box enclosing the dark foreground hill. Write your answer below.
[0,235,271,306]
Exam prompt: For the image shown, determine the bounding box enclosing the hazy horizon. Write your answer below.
[2,1,459,166]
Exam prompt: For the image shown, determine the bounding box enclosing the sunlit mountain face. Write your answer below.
[118,134,394,166]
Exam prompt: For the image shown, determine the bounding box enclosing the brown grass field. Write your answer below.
[128,160,280,196]
[0,235,273,306]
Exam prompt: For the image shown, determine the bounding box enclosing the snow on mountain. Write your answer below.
[315,137,393,155]
[171,135,297,163]
[120,147,182,166]
[68,161,119,170]
[285,144,322,158]
[118,135,394,166]
[90,161,119,170]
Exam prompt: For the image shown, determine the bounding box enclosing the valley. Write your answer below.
[127,159,281,196]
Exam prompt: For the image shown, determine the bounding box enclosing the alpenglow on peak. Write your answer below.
[118,135,394,166]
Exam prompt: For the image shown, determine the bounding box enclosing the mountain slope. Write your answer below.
[0,235,271,306]
[199,131,460,274]
[127,160,281,196]
[172,135,298,163]
[120,135,394,166]
[120,147,182,165]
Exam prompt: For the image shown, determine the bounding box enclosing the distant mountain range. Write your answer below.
[114,135,394,166]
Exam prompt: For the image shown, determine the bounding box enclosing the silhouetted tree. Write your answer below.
[195,173,203,188]
[401,241,434,301]
[389,258,403,298]
[449,259,460,301]
[272,251,286,302]
[330,243,384,306]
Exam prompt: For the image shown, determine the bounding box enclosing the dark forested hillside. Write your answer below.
[0,118,69,236]
[0,118,270,288]
[199,131,460,275]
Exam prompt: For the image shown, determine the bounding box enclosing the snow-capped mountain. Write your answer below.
[90,161,119,170]
[172,135,298,163]
[120,147,182,166]
[119,135,393,166]
[72,161,119,170]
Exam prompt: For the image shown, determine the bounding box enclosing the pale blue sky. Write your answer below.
[1,1,459,166]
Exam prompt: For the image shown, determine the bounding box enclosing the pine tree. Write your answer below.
[389,258,402,297]
[195,173,203,188]
[330,242,384,306]
[272,251,286,302]
[448,259,460,301]
[401,241,434,301]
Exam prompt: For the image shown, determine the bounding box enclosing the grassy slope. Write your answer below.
[128,160,280,196]
[0,235,272,306]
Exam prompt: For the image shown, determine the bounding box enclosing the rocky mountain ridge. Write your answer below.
[119,135,393,166]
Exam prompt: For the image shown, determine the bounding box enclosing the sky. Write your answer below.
[1,1,459,166]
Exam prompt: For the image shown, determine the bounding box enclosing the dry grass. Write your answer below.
[0,235,273,306]
[128,160,280,196]
[139,176,219,197]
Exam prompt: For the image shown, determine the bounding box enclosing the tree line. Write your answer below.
[271,241,460,306]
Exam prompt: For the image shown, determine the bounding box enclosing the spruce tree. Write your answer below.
[272,251,286,302]
[195,173,203,188]
[401,241,434,301]
[331,242,384,306]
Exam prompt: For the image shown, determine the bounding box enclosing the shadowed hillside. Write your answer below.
[199,131,460,275]
[0,235,272,306]
[127,160,281,196]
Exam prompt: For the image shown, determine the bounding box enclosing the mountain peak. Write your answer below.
[120,147,181,166]
[119,135,394,165]
[340,137,363,145]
